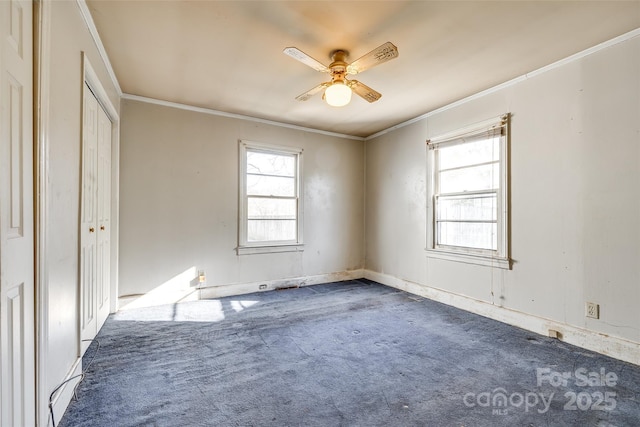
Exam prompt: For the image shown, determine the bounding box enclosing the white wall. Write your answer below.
[365,36,640,348]
[119,100,364,297]
[46,0,120,420]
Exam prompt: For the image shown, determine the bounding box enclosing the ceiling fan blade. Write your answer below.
[347,42,398,75]
[349,80,382,103]
[283,47,329,73]
[296,82,330,101]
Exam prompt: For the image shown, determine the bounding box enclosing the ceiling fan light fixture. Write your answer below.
[284,42,397,106]
[324,81,352,107]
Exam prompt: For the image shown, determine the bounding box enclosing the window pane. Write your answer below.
[247,174,295,197]
[437,222,497,250]
[248,220,296,242]
[437,194,497,221]
[439,162,499,193]
[248,197,296,219]
[438,137,499,170]
[247,151,295,177]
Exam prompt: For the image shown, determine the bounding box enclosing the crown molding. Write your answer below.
[121,94,365,141]
[365,27,640,141]
[76,0,122,96]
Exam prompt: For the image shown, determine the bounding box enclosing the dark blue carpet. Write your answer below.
[59,280,640,426]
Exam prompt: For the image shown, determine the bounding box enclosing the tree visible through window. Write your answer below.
[238,141,303,254]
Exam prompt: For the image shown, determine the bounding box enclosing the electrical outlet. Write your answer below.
[586,302,599,319]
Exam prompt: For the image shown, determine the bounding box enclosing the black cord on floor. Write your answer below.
[48,339,100,427]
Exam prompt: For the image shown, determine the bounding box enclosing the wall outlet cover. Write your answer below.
[586,302,600,319]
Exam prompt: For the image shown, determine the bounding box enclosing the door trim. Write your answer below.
[34,0,52,425]
[82,55,118,120]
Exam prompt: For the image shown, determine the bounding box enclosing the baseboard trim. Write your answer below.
[48,356,83,426]
[364,270,639,366]
[199,269,365,299]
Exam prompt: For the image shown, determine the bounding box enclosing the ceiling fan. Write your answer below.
[283,42,399,107]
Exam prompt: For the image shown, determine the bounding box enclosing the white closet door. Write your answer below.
[0,0,35,425]
[96,105,111,329]
[80,84,99,348]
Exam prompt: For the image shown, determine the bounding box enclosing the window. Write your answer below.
[426,114,511,269]
[238,140,303,254]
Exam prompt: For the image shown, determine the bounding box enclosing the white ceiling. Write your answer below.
[86,1,640,138]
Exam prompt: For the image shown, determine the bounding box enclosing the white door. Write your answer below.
[80,84,111,350]
[80,85,98,347]
[0,0,35,425]
[96,104,111,328]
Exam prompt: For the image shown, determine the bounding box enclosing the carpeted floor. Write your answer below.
[59,279,640,426]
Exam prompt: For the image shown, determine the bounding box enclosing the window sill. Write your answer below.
[425,248,511,269]
[237,244,304,255]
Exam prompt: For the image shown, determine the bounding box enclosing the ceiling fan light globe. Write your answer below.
[324,82,352,107]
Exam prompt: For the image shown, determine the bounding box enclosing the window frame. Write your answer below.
[238,140,304,255]
[425,114,511,269]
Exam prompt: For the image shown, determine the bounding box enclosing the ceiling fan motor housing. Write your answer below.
[329,50,349,82]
